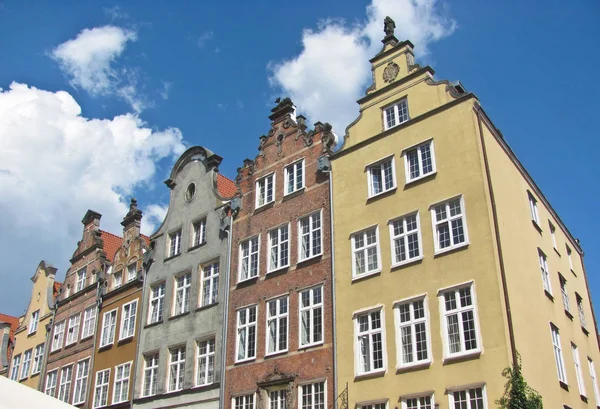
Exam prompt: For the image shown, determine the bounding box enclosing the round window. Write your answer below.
[185,183,196,202]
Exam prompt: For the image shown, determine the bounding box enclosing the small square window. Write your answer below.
[284,159,305,195]
[383,99,409,130]
[403,141,436,183]
[367,156,396,197]
[256,173,275,208]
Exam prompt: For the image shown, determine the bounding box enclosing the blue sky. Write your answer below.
[0,0,599,319]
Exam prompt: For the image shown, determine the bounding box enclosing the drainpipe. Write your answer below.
[219,212,234,409]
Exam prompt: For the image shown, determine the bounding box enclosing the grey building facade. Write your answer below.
[132,146,237,409]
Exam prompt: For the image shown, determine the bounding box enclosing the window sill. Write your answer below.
[188,242,207,253]
[27,330,37,337]
[396,360,431,373]
[267,265,290,275]
[234,357,256,365]
[192,381,215,390]
[559,381,569,391]
[265,350,289,358]
[581,395,588,403]
[145,320,163,329]
[391,256,423,270]
[236,276,259,287]
[570,268,577,277]
[80,334,93,342]
[297,253,323,265]
[118,335,134,345]
[443,349,481,364]
[298,341,324,351]
[564,309,574,320]
[98,343,113,351]
[553,247,561,257]
[354,369,386,381]
[531,220,543,234]
[367,187,397,202]
[434,242,469,257]
[254,201,275,214]
[352,269,382,283]
[64,341,77,349]
[404,171,436,187]
[196,302,218,312]
[169,311,190,321]
[582,326,590,336]
[544,290,554,302]
[283,188,305,201]
[164,253,181,262]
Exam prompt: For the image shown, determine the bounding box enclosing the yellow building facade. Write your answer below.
[331,23,600,409]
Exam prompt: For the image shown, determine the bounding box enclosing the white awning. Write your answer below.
[0,376,76,409]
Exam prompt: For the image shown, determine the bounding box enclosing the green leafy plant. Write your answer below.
[497,354,543,409]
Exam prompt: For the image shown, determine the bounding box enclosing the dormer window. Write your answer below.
[256,173,275,208]
[383,99,409,130]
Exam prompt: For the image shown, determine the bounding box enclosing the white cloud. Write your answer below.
[104,5,129,21]
[197,31,214,48]
[269,0,456,134]
[160,81,173,100]
[143,204,169,234]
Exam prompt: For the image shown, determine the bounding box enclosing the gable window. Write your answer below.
[588,358,600,406]
[57,365,72,402]
[66,313,81,345]
[168,230,182,257]
[200,262,219,307]
[76,268,86,292]
[538,250,552,295]
[168,346,186,392]
[299,211,322,261]
[352,227,381,278]
[81,306,96,339]
[256,173,275,208]
[566,245,574,271]
[404,141,435,183]
[148,282,165,324]
[10,354,20,381]
[285,159,305,195]
[390,212,422,266]
[236,305,257,362]
[355,309,385,375]
[558,274,571,313]
[32,343,45,374]
[234,394,255,409]
[51,321,65,351]
[449,387,485,409]
[383,99,409,130]
[268,224,290,272]
[528,192,540,226]
[45,370,58,396]
[113,362,131,404]
[394,297,430,368]
[576,293,587,329]
[192,218,207,247]
[20,350,31,380]
[143,354,158,397]
[300,381,326,409]
[431,196,468,253]
[550,324,567,384]
[93,369,110,408]
[99,309,117,348]
[367,156,396,197]
[73,358,90,405]
[267,296,288,355]
[440,283,481,358]
[174,273,192,316]
[113,270,123,289]
[549,222,558,249]
[239,236,259,281]
[403,395,433,409]
[572,343,587,397]
[120,300,137,340]
[300,286,324,347]
[196,338,215,386]
[29,310,39,334]
[127,263,137,282]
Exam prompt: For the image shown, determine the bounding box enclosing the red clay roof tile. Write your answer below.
[0,313,19,355]
[217,174,237,198]
[99,230,123,263]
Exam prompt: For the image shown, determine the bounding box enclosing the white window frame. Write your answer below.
[173,273,192,316]
[192,218,207,248]
[448,385,487,409]
[126,263,137,282]
[81,305,96,339]
[558,274,571,313]
[66,313,81,346]
[112,362,131,404]
[551,323,568,384]
[571,343,587,397]
[528,192,540,226]
[351,226,381,279]
[99,309,117,348]
[236,305,257,362]
[72,358,90,405]
[389,211,423,267]
[51,320,66,351]
[142,353,159,397]
[359,402,388,409]
[10,354,21,381]
[430,195,469,254]
[239,236,260,282]
[57,365,73,402]
[354,307,386,376]
[403,140,436,184]
[588,358,600,406]
[119,300,137,340]
[168,229,182,257]
[576,293,587,329]
[200,262,220,307]
[269,389,287,409]
[401,394,433,409]
[549,221,558,250]
[113,270,123,289]
[366,155,397,198]
[567,245,574,272]
[29,310,40,334]
[268,224,290,273]
[32,343,45,375]
[45,369,58,396]
[233,393,255,409]
[148,282,166,324]
[298,211,323,262]
[20,349,32,380]
[538,249,552,295]
[168,346,186,392]
[195,337,215,386]
[393,296,431,370]
[299,381,327,409]
[266,296,289,356]
[383,98,409,130]
[439,282,482,360]
[256,172,275,208]
[299,285,324,348]
[93,369,110,408]
[76,268,86,292]
[284,159,305,195]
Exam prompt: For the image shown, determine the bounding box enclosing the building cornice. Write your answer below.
[357,66,434,105]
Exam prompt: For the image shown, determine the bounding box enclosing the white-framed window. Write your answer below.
[394,297,430,368]
[234,394,255,409]
[93,369,110,408]
[285,159,305,195]
[588,358,600,406]
[168,346,186,392]
[299,381,326,409]
[143,353,159,397]
[174,273,192,315]
[76,268,86,292]
[538,250,552,295]
[20,349,32,380]
[383,99,409,130]
[192,218,207,247]
[10,354,20,381]
[270,390,287,409]
[549,222,557,249]
[32,343,45,374]
[239,236,259,281]
[256,173,275,208]
[299,211,323,261]
[572,343,586,397]
[440,283,481,358]
[550,323,568,384]
[148,282,165,324]
[402,395,433,409]
[200,262,220,307]
[448,386,486,409]
[127,263,137,282]
[355,309,385,375]
[558,274,570,313]
[45,370,58,396]
[113,270,123,289]
[81,305,96,339]
[431,196,468,253]
[528,192,540,227]
[99,309,117,348]
[267,296,288,355]
[113,362,131,404]
[51,320,65,351]
[390,212,422,266]
[29,310,40,334]
[576,293,587,328]
[268,224,290,272]
[352,227,381,278]
[57,365,73,402]
[168,229,182,257]
[120,300,137,340]
[73,358,90,405]
[236,305,257,362]
[196,338,215,386]
[360,403,387,409]
[66,313,81,345]
[299,286,324,347]
[403,141,435,183]
[367,156,396,197]
[567,245,574,271]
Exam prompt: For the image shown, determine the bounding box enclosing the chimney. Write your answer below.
[268,97,296,126]
[81,210,102,232]
[121,198,143,241]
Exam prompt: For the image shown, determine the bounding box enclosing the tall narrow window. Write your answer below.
[449,387,485,409]
[550,324,568,384]
[588,358,600,406]
[367,157,396,197]
[113,362,131,404]
[572,343,587,397]
[538,250,552,295]
[576,293,587,329]
[403,395,432,409]
[148,282,165,324]
[355,309,385,374]
[299,212,322,261]
[267,296,288,355]
[395,298,430,367]
[300,381,326,409]
[20,349,32,380]
[352,227,380,277]
[113,270,123,289]
[236,305,257,361]
[120,300,137,340]
[51,321,65,351]
[142,354,158,397]
[200,262,219,307]
[93,369,110,408]
[383,99,409,130]
[173,273,192,315]
[99,309,117,348]
[285,159,305,195]
[73,358,90,405]
[440,283,480,358]
[528,192,540,226]
[559,274,571,313]
[57,365,73,402]
[567,245,574,271]
[404,141,435,183]
[239,236,259,281]
[196,338,215,386]
[168,230,182,257]
[432,197,468,253]
[192,218,207,247]
[81,306,96,339]
[168,346,186,392]
[10,354,20,381]
[300,286,323,347]
[256,173,275,207]
[270,390,287,409]
[268,225,290,272]
[66,313,81,345]
[390,212,421,266]
[32,343,45,374]
[29,310,39,334]
[549,222,557,249]
[45,370,58,396]
[127,263,137,282]
[76,268,86,292]
[234,394,255,409]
